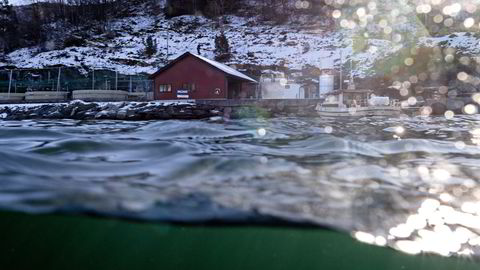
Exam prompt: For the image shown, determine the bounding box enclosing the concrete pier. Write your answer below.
[0,93,25,102]
[25,91,68,102]
[72,90,129,102]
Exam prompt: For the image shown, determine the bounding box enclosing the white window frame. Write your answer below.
[159,84,172,93]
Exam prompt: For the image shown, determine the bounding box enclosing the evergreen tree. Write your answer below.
[143,35,157,57]
[214,32,231,61]
[214,32,230,54]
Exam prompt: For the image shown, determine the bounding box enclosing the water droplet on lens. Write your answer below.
[257,128,267,137]
[444,110,455,119]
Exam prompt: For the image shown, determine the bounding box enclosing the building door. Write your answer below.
[228,82,240,99]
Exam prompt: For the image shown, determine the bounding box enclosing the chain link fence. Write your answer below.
[0,68,153,95]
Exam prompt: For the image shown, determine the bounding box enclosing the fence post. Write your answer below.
[56,67,61,92]
[50,71,54,90]
[92,69,95,90]
[339,50,343,91]
[129,76,132,93]
[115,71,118,91]
[8,70,13,98]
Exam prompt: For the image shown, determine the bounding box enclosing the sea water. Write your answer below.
[1,115,480,257]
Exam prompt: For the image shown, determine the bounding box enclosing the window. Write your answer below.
[159,84,171,93]
[181,83,196,92]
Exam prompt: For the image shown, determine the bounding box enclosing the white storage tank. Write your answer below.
[319,74,334,96]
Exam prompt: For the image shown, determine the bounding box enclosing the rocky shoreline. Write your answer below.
[0,101,224,121]
[0,100,320,121]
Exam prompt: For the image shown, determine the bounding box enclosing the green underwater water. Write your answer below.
[0,211,478,270]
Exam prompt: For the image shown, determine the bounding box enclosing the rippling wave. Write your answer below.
[1,115,480,257]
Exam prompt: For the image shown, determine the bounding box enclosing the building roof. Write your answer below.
[150,52,257,83]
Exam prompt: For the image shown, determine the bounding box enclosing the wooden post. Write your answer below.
[115,71,118,91]
[92,69,95,90]
[8,70,13,97]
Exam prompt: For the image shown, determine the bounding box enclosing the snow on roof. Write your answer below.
[191,53,257,83]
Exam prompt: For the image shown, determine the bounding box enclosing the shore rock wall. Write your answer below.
[0,101,223,121]
[0,99,321,121]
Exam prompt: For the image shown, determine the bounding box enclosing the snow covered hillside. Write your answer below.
[8,0,33,5]
[2,0,480,78]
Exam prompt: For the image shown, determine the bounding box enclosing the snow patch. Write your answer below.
[8,0,35,6]
[419,32,480,54]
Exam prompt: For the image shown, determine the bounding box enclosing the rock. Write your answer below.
[46,111,64,119]
[431,102,447,115]
[101,104,118,111]
[193,109,207,116]
[75,103,98,113]
[116,110,128,120]
[70,107,78,117]
[448,80,478,95]
[223,107,232,119]
[276,101,285,111]
[95,110,116,119]
[125,110,138,120]
[134,102,148,108]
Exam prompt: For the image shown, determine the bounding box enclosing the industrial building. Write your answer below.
[259,71,335,99]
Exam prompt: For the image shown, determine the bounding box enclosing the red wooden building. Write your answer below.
[150,52,257,100]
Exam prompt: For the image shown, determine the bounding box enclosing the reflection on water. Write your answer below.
[355,197,480,257]
[1,115,480,258]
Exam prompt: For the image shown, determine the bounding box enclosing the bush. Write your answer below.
[63,36,86,48]
[214,52,231,62]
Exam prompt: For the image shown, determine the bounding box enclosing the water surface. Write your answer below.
[1,115,480,257]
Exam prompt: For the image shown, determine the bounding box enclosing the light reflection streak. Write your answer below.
[322,0,480,259]
[387,196,480,257]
